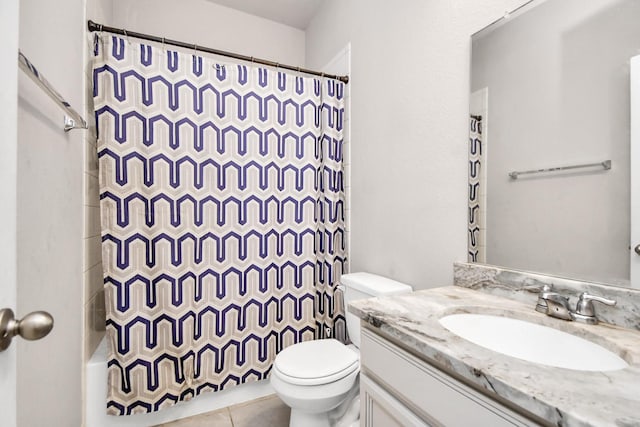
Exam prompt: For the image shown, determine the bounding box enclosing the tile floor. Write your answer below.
[155,394,290,427]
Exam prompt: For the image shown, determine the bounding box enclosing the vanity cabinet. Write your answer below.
[360,328,538,427]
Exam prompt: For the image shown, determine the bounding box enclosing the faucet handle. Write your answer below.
[538,284,559,301]
[575,292,616,317]
[539,284,552,291]
[534,284,553,313]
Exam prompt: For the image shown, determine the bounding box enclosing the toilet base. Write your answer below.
[286,377,360,427]
[289,409,331,427]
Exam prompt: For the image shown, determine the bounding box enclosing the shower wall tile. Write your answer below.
[84,34,98,80]
[84,140,99,178]
[344,151,351,187]
[83,91,98,148]
[83,5,111,424]
[343,140,350,166]
[84,235,102,273]
[91,289,106,333]
[84,206,101,238]
[85,261,104,302]
[84,289,106,361]
[84,67,94,114]
[85,173,100,207]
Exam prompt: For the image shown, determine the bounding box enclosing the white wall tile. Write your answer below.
[85,141,99,178]
[84,260,104,302]
[84,206,101,238]
[84,172,100,207]
[84,235,102,272]
[84,290,106,361]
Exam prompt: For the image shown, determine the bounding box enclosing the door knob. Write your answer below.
[635,244,640,256]
[0,308,54,352]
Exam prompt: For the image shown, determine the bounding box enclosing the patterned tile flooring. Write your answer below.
[155,394,291,427]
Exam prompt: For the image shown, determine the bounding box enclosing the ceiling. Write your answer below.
[205,0,323,30]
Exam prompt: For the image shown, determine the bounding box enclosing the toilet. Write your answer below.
[270,272,413,427]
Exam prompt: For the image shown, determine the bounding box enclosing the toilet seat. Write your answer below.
[273,339,360,386]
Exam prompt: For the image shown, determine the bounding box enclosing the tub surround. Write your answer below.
[86,339,275,427]
[349,274,640,426]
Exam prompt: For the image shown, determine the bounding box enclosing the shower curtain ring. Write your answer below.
[193,44,198,56]
[161,37,165,51]
[123,29,130,44]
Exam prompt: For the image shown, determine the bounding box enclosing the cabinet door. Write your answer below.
[361,374,432,427]
[361,329,538,427]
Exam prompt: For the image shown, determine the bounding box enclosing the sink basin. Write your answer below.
[439,313,628,371]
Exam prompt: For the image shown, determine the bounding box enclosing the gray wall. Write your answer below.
[110,0,306,66]
[305,0,532,290]
[0,0,19,424]
[18,0,85,425]
[472,0,636,283]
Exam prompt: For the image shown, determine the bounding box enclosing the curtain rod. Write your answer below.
[87,20,349,84]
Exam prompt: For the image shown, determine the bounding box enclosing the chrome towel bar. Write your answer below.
[508,160,611,180]
[18,50,88,132]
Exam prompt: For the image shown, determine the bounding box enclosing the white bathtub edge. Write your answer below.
[86,337,274,427]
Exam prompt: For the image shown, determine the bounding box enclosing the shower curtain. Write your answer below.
[468,115,483,262]
[93,35,347,415]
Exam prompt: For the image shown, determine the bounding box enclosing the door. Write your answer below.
[631,55,640,288]
[0,0,20,424]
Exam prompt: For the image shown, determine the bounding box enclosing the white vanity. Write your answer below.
[360,328,535,426]
[369,0,640,423]
[350,263,640,427]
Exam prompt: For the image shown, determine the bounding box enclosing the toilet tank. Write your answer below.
[340,272,413,348]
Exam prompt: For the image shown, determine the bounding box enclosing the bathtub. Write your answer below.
[86,337,275,426]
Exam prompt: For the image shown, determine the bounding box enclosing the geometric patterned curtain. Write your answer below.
[468,115,483,263]
[92,35,347,415]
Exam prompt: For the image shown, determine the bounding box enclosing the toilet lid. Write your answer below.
[273,339,359,385]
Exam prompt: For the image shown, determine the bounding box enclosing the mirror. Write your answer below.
[469,0,640,287]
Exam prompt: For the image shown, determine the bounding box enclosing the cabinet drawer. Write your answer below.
[361,374,431,427]
[361,328,537,427]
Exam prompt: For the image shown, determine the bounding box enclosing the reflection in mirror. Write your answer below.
[469,0,640,288]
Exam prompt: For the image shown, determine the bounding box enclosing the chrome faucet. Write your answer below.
[534,285,616,325]
[572,292,617,325]
[535,285,573,320]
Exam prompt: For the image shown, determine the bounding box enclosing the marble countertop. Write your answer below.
[349,286,640,427]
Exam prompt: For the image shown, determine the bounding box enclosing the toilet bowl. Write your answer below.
[270,272,413,427]
[270,339,360,427]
